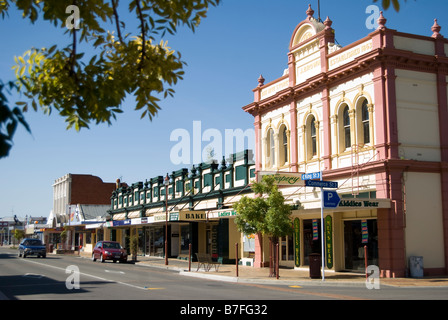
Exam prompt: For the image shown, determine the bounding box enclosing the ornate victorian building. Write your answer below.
[243,6,448,277]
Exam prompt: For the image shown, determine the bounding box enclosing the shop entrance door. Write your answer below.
[206,223,218,259]
[303,219,322,265]
[148,226,164,257]
[344,220,378,272]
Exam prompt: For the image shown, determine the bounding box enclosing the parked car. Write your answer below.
[18,238,47,258]
[92,241,127,263]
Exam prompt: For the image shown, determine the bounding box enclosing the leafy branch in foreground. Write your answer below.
[0,0,221,157]
[373,0,409,12]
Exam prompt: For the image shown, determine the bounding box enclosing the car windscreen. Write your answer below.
[24,240,43,246]
[103,242,121,249]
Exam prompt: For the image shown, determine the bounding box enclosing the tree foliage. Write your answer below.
[14,229,25,243]
[0,0,221,158]
[373,0,407,12]
[233,175,293,239]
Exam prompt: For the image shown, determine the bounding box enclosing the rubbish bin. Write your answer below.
[309,253,322,279]
[409,256,424,278]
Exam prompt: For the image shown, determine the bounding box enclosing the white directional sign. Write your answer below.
[301,172,321,180]
[305,180,338,189]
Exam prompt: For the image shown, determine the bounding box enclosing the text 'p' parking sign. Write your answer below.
[323,190,341,208]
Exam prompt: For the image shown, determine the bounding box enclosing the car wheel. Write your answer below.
[100,254,105,263]
[92,253,96,262]
[42,254,46,258]
[18,250,22,257]
[113,260,117,263]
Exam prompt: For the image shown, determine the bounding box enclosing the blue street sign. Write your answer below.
[301,172,321,180]
[323,190,341,208]
[305,180,338,189]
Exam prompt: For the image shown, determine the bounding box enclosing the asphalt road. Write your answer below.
[1,247,447,306]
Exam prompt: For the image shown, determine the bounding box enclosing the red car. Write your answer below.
[92,241,128,263]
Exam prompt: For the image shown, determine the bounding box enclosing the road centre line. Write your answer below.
[19,258,149,291]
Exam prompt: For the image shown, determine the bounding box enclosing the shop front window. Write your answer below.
[147,226,164,257]
[280,236,294,261]
[180,225,191,255]
[344,219,378,272]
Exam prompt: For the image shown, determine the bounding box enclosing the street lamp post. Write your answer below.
[164,173,170,266]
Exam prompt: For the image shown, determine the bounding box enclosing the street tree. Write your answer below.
[0,0,221,158]
[233,175,296,274]
[13,229,25,244]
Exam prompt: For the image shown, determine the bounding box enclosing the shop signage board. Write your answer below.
[325,215,333,269]
[178,211,207,221]
[209,209,237,219]
[338,199,390,208]
[153,212,180,222]
[113,219,131,226]
[257,171,304,186]
[294,218,300,268]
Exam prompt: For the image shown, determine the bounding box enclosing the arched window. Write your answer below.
[361,100,370,144]
[306,115,318,160]
[267,128,276,167]
[279,125,288,166]
[343,106,351,149]
[310,117,317,157]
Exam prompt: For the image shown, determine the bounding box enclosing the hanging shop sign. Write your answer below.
[312,219,319,240]
[362,220,369,244]
[294,218,300,268]
[325,215,333,269]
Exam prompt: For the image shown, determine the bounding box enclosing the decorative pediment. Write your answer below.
[289,5,325,50]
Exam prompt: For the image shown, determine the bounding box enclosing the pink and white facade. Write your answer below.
[243,6,448,277]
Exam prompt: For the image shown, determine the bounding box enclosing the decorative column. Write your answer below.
[254,113,262,173]
[289,101,298,172]
[321,87,332,170]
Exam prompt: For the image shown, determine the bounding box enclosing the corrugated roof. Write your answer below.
[79,205,110,220]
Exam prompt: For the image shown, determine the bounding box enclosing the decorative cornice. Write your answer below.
[243,44,448,117]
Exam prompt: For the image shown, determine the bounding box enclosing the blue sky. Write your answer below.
[1,0,447,219]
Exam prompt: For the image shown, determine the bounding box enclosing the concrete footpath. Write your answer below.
[134,256,448,288]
